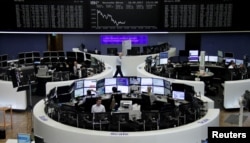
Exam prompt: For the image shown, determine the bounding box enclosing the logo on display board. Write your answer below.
[39,115,48,121]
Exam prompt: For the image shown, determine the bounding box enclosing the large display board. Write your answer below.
[0,0,249,32]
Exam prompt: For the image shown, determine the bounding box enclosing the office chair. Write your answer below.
[141,111,160,131]
[110,113,129,131]
[140,94,152,111]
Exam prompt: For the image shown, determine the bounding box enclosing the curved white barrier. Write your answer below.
[224,79,250,109]
[0,80,27,110]
[33,100,219,143]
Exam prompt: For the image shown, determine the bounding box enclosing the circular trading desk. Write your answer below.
[33,100,219,143]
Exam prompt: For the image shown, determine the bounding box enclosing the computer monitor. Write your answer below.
[120,100,132,109]
[105,85,115,93]
[17,133,31,143]
[179,50,189,56]
[235,59,244,65]
[225,58,235,64]
[224,52,234,58]
[129,77,141,85]
[152,78,164,86]
[117,85,129,94]
[84,79,97,88]
[75,80,84,89]
[160,58,168,65]
[188,50,199,62]
[117,77,129,86]
[97,78,105,88]
[208,56,218,63]
[140,77,153,85]
[172,90,185,100]
[165,88,171,96]
[25,53,33,58]
[74,88,84,98]
[140,86,149,93]
[205,56,209,62]
[18,53,25,59]
[84,87,96,95]
[105,78,117,86]
[153,86,165,95]
[164,80,171,89]
[97,86,105,95]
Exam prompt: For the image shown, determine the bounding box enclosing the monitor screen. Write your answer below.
[160,58,168,65]
[129,77,141,85]
[117,85,129,94]
[117,77,129,86]
[75,80,84,89]
[152,78,164,86]
[153,86,165,95]
[188,50,199,62]
[165,88,171,96]
[74,88,84,98]
[140,77,152,85]
[235,59,244,65]
[172,90,185,100]
[97,86,105,95]
[224,52,234,58]
[164,80,171,89]
[225,58,235,64]
[25,53,33,58]
[179,50,189,56]
[218,50,223,57]
[84,87,96,95]
[105,78,117,86]
[140,86,149,93]
[208,56,218,63]
[205,56,209,62]
[105,85,115,93]
[84,80,97,88]
[97,78,105,88]
[19,53,25,59]
[17,133,31,143]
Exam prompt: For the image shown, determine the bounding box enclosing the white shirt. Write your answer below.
[116,56,122,66]
[91,104,106,113]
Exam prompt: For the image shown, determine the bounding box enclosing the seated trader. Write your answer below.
[91,97,106,113]
[73,60,82,78]
[147,86,157,106]
[78,89,98,106]
[228,60,236,69]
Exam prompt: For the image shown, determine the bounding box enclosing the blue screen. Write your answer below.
[117,77,129,86]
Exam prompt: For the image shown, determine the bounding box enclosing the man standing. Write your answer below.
[113,52,124,77]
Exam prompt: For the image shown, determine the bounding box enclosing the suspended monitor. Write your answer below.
[153,86,165,95]
[140,77,153,85]
[50,52,58,57]
[97,78,105,88]
[159,52,168,65]
[217,50,223,57]
[74,88,84,98]
[18,53,25,59]
[117,85,129,94]
[172,90,185,100]
[25,52,33,58]
[117,77,129,86]
[85,53,91,60]
[129,77,141,85]
[225,58,235,64]
[84,79,97,88]
[75,80,84,89]
[66,51,76,58]
[105,78,117,86]
[208,56,218,63]
[179,50,189,56]
[152,78,164,86]
[204,56,209,62]
[33,52,40,57]
[224,52,234,58]
[1,54,8,61]
[58,51,65,57]
[188,50,199,62]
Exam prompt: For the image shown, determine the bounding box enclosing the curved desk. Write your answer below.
[33,100,219,143]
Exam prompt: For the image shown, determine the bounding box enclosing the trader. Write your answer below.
[91,97,106,113]
[113,52,124,77]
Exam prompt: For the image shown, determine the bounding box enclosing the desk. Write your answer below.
[0,106,13,130]
[33,100,219,143]
[194,71,214,78]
